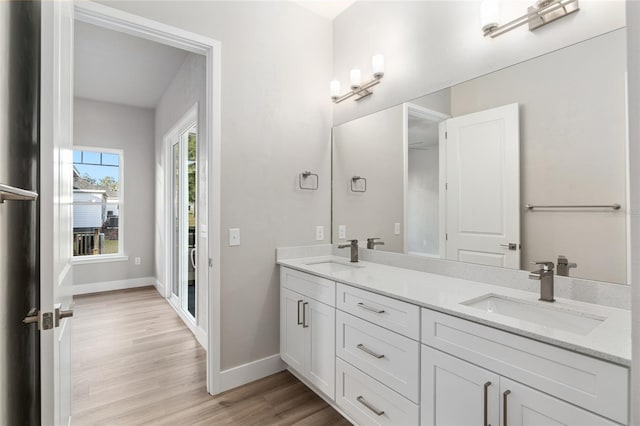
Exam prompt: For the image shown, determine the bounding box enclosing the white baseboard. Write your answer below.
[219,354,286,392]
[153,279,166,297]
[72,276,156,295]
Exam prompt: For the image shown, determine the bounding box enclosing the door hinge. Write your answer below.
[445,183,448,190]
[445,131,448,139]
[445,233,448,241]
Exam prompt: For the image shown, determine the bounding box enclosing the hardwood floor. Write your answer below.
[72,286,349,425]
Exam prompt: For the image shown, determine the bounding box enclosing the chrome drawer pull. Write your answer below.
[357,302,385,314]
[297,300,303,325]
[356,396,385,416]
[357,343,385,359]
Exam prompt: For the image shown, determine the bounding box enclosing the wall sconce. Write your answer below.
[331,54,384,103]
[481,0,579,38]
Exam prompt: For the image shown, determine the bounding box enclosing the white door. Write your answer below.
[305,298,335,399]
[444,103,520,268]
[421,345,500,426]
[500,378,618,426]
[40,1,74,425]
[280,287,305,373]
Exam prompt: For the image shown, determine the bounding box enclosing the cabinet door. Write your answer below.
[421,345,500,426]
[305,298,336,400]
[500,378,619,426]
[280,287,305,373]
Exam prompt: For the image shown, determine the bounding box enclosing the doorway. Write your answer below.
[168,110,198,322]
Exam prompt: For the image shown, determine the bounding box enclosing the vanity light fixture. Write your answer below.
[481,0,579,38]
[331,54,384,103]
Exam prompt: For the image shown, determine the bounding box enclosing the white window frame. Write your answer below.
[71,146,127,264]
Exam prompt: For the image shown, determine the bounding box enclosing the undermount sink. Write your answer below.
[461,294,607,336]
[304,260,364,273]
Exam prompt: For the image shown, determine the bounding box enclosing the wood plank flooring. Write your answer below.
[72,286,349,425]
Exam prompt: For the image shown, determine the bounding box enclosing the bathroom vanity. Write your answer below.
[277,255,630,426]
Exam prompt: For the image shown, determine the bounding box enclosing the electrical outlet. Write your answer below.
[315,225,324,241]
[338,225,346,239]
[134,257,141,265]
[229,228,240,246]
[394,222,401,235]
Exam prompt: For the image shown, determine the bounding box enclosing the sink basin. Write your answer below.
[304,260,363,273]
[461,294,607,336]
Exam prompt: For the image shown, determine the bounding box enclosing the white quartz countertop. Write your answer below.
[277,255,631,366]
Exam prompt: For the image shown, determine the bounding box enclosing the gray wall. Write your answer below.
[450,29,627,284]
[154,53,207,333]
[98,0,333,370]
[332,104,405,252]
[73,98,155,285]
[626,1,640,423]
[332,1,625,125]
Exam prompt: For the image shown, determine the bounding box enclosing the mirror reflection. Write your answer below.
[332,29,627,284]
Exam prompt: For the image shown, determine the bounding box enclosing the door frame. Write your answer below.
[73,2,223,395]
[163,104,206,346]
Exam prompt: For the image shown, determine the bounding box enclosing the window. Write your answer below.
[72,148,123,258]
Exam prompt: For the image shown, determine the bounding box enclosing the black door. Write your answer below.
[0,1,41,425]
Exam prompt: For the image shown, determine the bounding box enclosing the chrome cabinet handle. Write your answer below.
[297,300,303,325]
[302,302,309,328]
[503,390,511,426]
[357,343,385,359]
[484,381,492,426]
[356,396,384,416]
[357,302,385,314]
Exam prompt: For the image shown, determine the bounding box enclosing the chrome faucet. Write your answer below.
[529,261,555,302]
[366,237,385,250]
[338,239,359,263]
[556,255,577,277]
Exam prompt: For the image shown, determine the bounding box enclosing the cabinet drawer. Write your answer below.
[422,309,629,425]
[336,358,419,426]
[280,267,335,306]
[336,311,420,403]
[337,283,420,339]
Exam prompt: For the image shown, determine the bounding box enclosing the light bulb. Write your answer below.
[350,69,362,89]
[372,54,384,78]
[330,80,341,99]
[480,0,499,35]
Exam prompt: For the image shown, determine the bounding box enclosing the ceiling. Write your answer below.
[292,0,357,20]
[74,21,189,108]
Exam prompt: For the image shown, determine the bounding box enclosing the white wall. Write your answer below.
[626,1,640,423]
[333,0,625,125]
[73,98,155,285]
[98,0,333,371]
[154,52,207,334]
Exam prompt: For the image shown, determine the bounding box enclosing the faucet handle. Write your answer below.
[531,261,554,271]
[367,237,381,242]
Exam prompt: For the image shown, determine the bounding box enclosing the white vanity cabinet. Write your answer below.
[421,309,629,426]
[280,267,336,400]
[421,346,619,426]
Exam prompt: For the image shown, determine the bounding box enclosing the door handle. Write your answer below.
[297,300,303,325]
[54,306,74,328]
[499,243,518,250]
[302,302,309,328]
[484,381,492,426]
[190,248,196,269]
[503,390,511,426]
[23,308,54,330]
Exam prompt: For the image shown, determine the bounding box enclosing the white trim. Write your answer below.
[72,276,155,295]
[166,295,207,348]
[73,1,223,395]
[71,255,129,264]
[153,278,166,297]
[219,355,286,392]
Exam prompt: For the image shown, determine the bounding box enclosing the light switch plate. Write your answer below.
[315,226,324,241]
[229,228,240,246]
[338,225,346,239]
[394,222,401,235]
